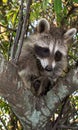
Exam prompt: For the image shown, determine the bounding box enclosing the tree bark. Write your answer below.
[0,54,78,130]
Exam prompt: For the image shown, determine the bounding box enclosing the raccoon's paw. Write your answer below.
[38,78,52,96]
[32,79,41,91]
[30,75,40,86]
[30,75,41,94]
[31,76,53,96]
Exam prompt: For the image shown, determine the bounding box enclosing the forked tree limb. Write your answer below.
[0,54,78,130]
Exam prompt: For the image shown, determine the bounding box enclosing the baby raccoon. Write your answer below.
[18,18,76,96]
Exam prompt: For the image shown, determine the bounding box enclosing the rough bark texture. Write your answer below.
[0,54,78,130]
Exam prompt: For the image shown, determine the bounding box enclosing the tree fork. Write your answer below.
[0,54,78,129]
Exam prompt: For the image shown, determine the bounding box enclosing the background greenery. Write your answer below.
[0,0,78,129]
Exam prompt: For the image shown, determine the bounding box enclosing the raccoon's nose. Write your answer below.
[45,65,52,72]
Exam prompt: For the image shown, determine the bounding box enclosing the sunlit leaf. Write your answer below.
[2,0,7,3]
[72,0,78,3]
[12,11,18,25]
[42,0,48,10]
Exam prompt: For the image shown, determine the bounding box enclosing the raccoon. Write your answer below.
[18,18,76,96]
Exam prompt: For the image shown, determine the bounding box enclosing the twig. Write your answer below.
[8,33,13,60]
[58,125,78,130]
[0,23,16,32]
[14,0,32,63]
[52,96,69,130]
[11,0,24,59]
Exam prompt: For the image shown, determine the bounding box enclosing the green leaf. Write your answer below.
[30,2,41,21]
[54,0,62,24]
[42,0,48,10]
[72,0,78,3]
[54,0,62,14]
[12,12,17,25]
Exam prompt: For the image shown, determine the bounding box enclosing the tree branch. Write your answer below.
[14,0,32,63]
[51,96,69,130]
[58,125,78,130]
[0,54,78,130]
[11,0,24,59]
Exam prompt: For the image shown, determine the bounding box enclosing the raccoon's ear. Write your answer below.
[37,18,50,33]
[64,28,77,41]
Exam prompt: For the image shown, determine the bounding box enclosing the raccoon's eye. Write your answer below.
[55,51,62,62]
[34,45,50,58]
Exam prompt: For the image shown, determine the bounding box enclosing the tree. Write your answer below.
[0,0,78,130]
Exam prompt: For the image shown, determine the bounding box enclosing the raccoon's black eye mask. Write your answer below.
[54,51,62,62]
[34,45,50,58]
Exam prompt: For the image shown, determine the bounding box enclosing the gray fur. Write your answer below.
[18,19,77,96]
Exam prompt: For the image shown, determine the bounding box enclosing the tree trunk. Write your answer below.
[0,54,78,129]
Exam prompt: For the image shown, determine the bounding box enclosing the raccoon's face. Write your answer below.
[34,37,67,78]
[34,19,76,78]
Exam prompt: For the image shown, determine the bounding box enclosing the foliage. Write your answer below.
[0,0,78,129]
[0,97,22,130]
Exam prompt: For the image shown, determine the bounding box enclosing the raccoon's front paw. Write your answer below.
[32,77,52,96]
[38,78,52,96]
[32,79,41,91]
[31,76,53,96]
[41,79,51,95]
[30,75,41,94]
